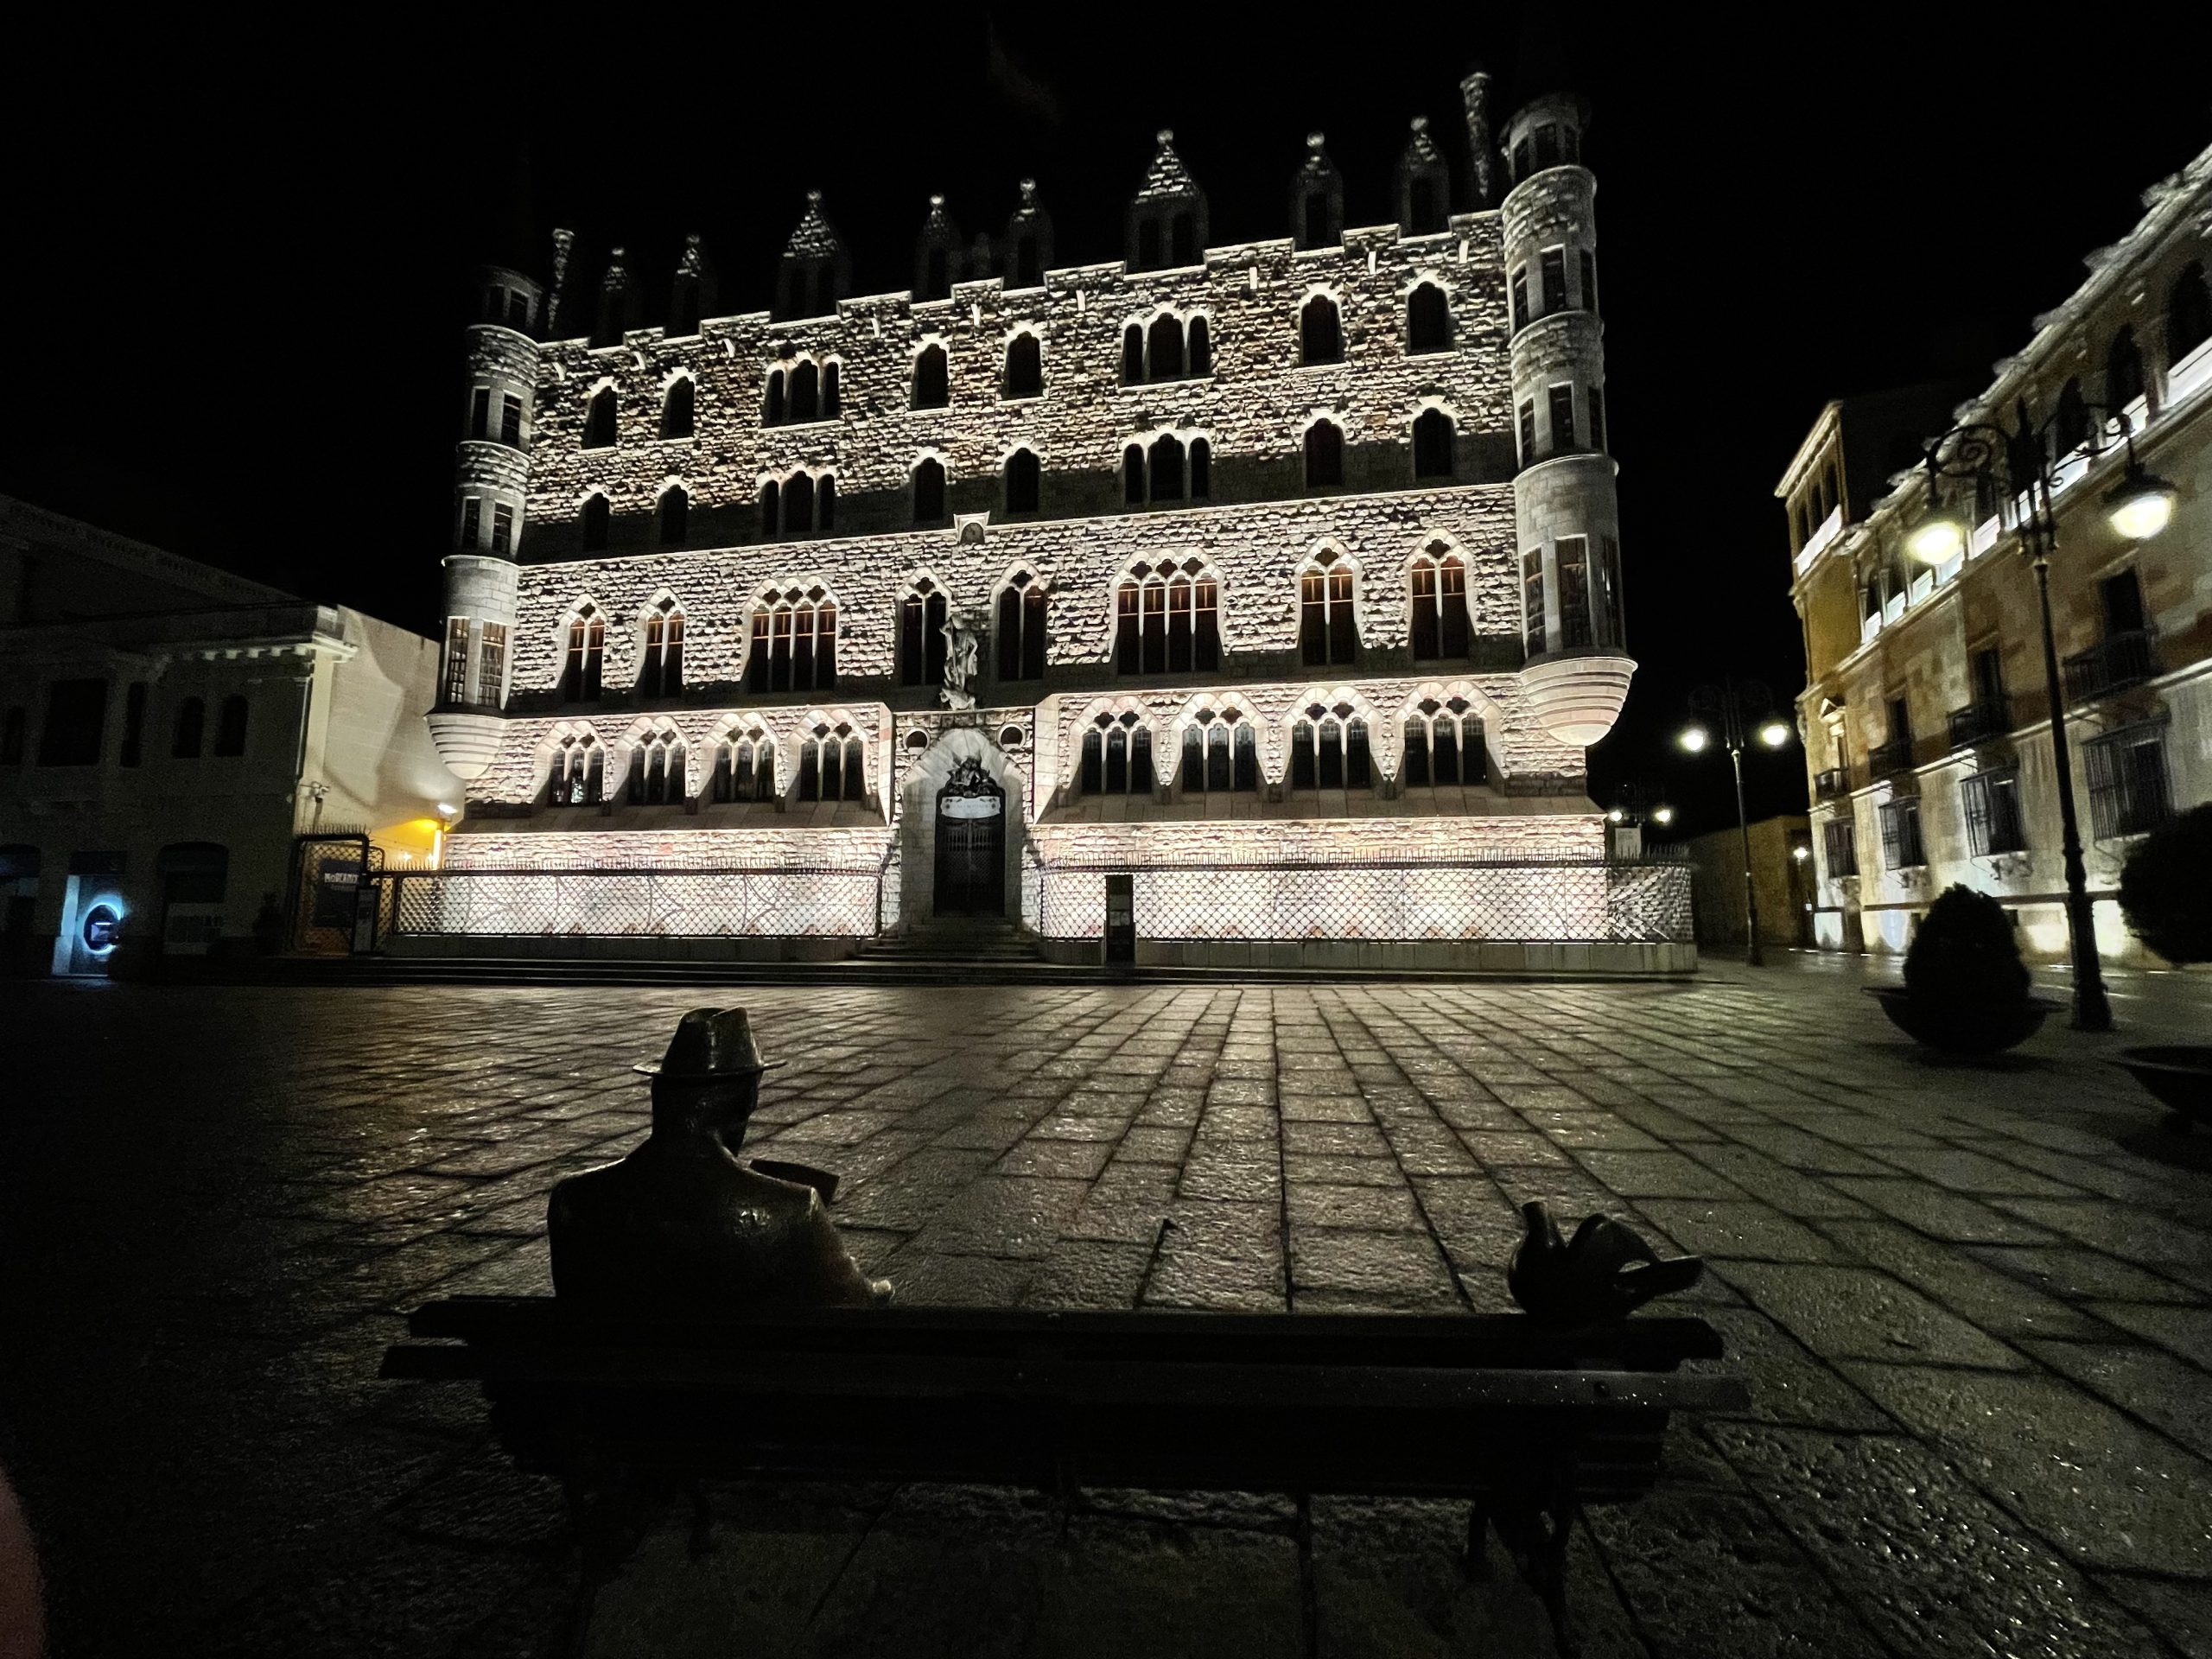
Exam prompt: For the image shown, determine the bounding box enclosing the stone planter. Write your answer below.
[2112,1046,2212,1134]
[1866,986,2055,1056]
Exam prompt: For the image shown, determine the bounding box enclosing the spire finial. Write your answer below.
[1308,130,1325,151]
[1156,128,1174,147]
[1411,115,1428,133]
[930,193,944,207]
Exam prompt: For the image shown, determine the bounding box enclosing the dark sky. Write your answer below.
[8,19,2204,836]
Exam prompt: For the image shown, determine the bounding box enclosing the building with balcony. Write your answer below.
[1783,143,2211,960]
[413,83,1688,970]
[0,496,458,974]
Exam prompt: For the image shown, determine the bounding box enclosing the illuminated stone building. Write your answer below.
[1786,143,2211,960]
[417,81,1682,968]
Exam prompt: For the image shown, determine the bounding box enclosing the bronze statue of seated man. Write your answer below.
[549,1007,893,1314]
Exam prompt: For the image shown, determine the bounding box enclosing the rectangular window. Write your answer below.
[1510,270,1529,333]
[1971,645,2005,710]
[1326,567,1356,664]
[460,498,481,549]
[500,393,523,447]
[1522,547,1547,658]
[120,682,147,768]
[443,617,472,704]
[2085,721,2172,840]
[1588,385,1606,453]
[491,504,514,555]
[1409,563,1440,659]
[36,678,107,767]
[1595,537,1624,647]
[1518,400,1535,464]
[1878,798,1925,870]
[1580,249,1598,315]
[1141,584,1167,673]
[1115,586,1141,673]
[1548,384,1577,451]
[1961,770,2026,857]
[476,622,507,708]
[1167,581,1193,673]
[1193,580,1221,672]
[1540,248,1568,314]
[469,387,490,438]
[1822,817,1857,879]
[1299,571,1327,666]
[1556,537,1592,649]
[1440,559,1470,657]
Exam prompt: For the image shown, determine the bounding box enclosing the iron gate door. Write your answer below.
[934,759,1005,916]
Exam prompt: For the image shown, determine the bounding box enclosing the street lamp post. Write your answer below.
[1905,405,2177,1033]
[1680,678,1794,967]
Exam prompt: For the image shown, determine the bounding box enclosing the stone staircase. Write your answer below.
[851,917,1045,964]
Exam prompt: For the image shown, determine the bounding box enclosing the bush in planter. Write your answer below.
[1904,884,2031,1017]
[2118,804,2212,965]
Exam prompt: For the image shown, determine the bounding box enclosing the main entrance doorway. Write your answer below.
[933,758,1005,917]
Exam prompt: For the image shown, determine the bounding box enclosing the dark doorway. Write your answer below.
[933,759,1005,917]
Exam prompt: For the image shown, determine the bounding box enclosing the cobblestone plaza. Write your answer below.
[4,963,2211,1656]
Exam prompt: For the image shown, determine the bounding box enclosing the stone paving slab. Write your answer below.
[2,957,2209,1656]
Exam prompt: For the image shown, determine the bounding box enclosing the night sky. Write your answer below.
[9,21,2203,836]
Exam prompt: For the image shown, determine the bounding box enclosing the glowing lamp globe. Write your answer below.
[1907,509,1967,566]
[1678,726,1709,753]
[2105,470,2177,543]
[1759,720,1792,748]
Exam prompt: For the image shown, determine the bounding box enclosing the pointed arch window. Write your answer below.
[637,599,684,697]
[823,360,841,418]
[763,366,787,426]
[626,728,686,805]
[1122,444,1147,506]
[1148,434,1185,503]
[2170,261,2212,363]
[582,387,616,448]
[1413,409,1455,480]
[1409,545,1471,659]
[1003,333,1042,398]
[658,486,689,545]
[912,343,950,410]
[1115,560,1219,676]
[1289,702,1370,791]
[1179,708,1256,797]
[1300,295,1343,365]
[1402,696,1485,787]
[995,571,1047,681]
[759,478,780,539]
[1304,419,1343,488]
[912,456,947,525]
[1005,448,1041,514]
[1122,324,1145,385]
[713,732,779,803]
[1147,315,1185,379]
[559,606,605,702]
[2107,327,2145,410]
[789,359,820,423]
[1079,712,1153,797]
[747,586,837,693]
[798,722,867,803]
[1408,283,1451,354]
[899,578,949,688]
[1299,551,1357,666]
[550,731,603,805]
[661,378,695,439]
[581,492,610,551]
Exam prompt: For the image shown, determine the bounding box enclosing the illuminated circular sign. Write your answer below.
[82,903,121,955]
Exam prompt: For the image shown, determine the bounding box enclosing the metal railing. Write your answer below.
[1947,702,2011,748]
[386,865,883,938]
[2064,628,2159,703]
[1867,738,1916,779]
[1813,768,1852,802]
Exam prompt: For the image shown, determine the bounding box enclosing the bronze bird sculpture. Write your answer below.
[1508,1200,1704,1325]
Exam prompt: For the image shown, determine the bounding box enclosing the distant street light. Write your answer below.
[1679,677,1793,967]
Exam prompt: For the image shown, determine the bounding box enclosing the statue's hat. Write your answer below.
[632,1006,784,1078]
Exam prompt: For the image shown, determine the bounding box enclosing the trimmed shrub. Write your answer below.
[1904,885,2031,1011]
[2119,804,2212,964]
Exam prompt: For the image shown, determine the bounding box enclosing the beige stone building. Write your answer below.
[0,496,459,974]
[1784,144,2211,961]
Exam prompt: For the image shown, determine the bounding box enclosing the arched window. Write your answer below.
[1179,708,1256,797]
[658,485,689,545]
[559,605,605,701]
[1078,712,1153,797]
[1304,419,1344,488]
[2170,261,2212,362]
[1148,434,1185,502]
[1189,438,1211,500]
[1289,702,1371,791]
[638,598,683,697]
[823,360,841,417]
[2051,378,2090,458]
[759,478,780,538]
[213,695,249,757]
[912,344,950,410]
[582,492,610,552]
[1188,315,1211,376]
[995,571,1048,681]
[1005,448,1041,514]
[747,586,838,694]
[1147,314,1185,380]
[1408,283,1451,354]
[1413,409,1455,480]
[582,387,616,449]
[1402,696,1485,787]
[783,472,814,537]
[713,732,779,802]
[1115,560,1220,676]
[626,728,686,805]
[1122,324,1145,385]
[550,731,603,805]
[789,359,819,423]
[1299,551,1357,667]
[818,474,836,532]
[899,578,949,688]
[763,366,786,426]
[798,723,867,803]
[1300,295,1342,365]
[1409,545,1472,659]
[661,378,695,439]
[2106,327,2145,410]
[912,456,947,525]
[1004,334,1042,398]
[1122,444,1146,506]
[173,696,205,759]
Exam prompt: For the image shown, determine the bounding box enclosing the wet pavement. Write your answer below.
[2,957,2209,1656]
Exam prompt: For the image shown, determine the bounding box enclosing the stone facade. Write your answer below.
[428,89,1652,957]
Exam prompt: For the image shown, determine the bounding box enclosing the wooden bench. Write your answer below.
[383,1295,1746,1656]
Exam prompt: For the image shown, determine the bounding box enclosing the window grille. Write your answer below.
[1518,401,1535,466]
[2085,721,2172,840]
[1179,709,1257,797]
[1960,770,2025,857]
[444,618,472,704]
[1878,798,1924,870]
[1522,548,1548,658]
[476,623,506,709]
[1510,270,1529,333]
[1548,384,1577,452]
[1557,537,1593,649]
[1822,817,1857,879]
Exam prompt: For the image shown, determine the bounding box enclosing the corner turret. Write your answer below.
[1126,130,1207,271]
[777,192,849,320]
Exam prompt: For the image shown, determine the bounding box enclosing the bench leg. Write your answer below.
[554,1465,670,1659]
[1488,1498,1580,1659]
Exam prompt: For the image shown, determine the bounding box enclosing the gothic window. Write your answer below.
[747,586,837,694]
[1188,316,1211,375]
[1115,560,1219,675]
[759,478,780,538]
[2170,261,2212,362]
[477,622,507,708]
[1540,249,1568,314]
[790,359,819,423]
[1402,696,1485,787]
[661,378,694,439]
[713,732,779,803]
[763,366,786,426]
[491,504,515,555]
[1289,702,1370,791]
[1305,419,1343,488]
[1189,438,1211,499]
[557,606,604,702]
[1299,551,1357,666]
[1122,324,1145,385]
[912,456,947,525]
[823,360,841,417]
[1004,333,1042,398]
[214,695,249,758]
[637,599,684,697]
[658,486,689,545]
[1149,434,1185,502]
[626,728,686,805]
[501,393,524,446]
[1408,546,1471,659]
[173,696,204,759]
[2052,378,2090,458]
[1078,712,1152,797]
[1005,448,1041,514]
[1300,295,1343,365]
[1123,444,1146,506]
[1180,708,1256,796]
[1147,314,1185,379]
[2107,327,2145,410]
[1407,283,1451,354]
[583,387,616,448]
[798,723,867,803]
[778,472,818,537]
[550,731,603,805]
[1413,409,1455,480]
[899,578,949,688]
[995,571,1048,681]
[912,343,950,410]
[818,474,836,532]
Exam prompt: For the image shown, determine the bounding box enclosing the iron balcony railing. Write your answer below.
[2065,628,2159,703]
[1947,702,2012,749]
[1813,768,1852,803]
[1867,738,1916,779]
